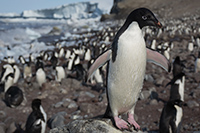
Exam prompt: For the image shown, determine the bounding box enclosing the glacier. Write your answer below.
[21,2,103,19]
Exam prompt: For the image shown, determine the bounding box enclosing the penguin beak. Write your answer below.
[155,21,162,28]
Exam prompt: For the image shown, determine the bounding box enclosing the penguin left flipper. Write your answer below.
[87,49,112,81]
[146,48,171,72]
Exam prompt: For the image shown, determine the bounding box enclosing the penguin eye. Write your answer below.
[142,16,147,20]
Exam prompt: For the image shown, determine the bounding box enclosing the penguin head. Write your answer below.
[32,99,41,111]
[126,8,162,29]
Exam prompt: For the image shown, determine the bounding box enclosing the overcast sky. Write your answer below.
[0,0,113,13]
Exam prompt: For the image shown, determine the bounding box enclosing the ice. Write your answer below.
[21,2,102,20]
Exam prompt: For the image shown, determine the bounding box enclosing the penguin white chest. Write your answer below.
[36,68,46,87]
[108,22,146,114]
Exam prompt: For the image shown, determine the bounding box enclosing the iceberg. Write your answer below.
[21,2,103,20]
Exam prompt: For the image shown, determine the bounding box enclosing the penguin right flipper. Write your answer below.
[87,49,112,82]
[146,48,171,72]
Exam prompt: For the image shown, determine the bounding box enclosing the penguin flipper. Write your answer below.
[87,49,112,81]
[146,48,171,72]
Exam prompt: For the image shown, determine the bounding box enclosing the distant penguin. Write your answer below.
[36,59,46,87]
[87,8,170,130]
[58,47,65,58]
[25,99,47,133]
[67,53,75,70]
[72,64,86,81]
[4,73,14,92]
[84,48,91,61]
[23,62,32,79]
[18,55,26,65]
[13,65,20,84]
[173,56,184,77]
[65,49,71,59]
[50,52,58,68]
[0,64,14,83]
[188,42,194,51]
[55,66,66,82]
[195,52,200,73]
[5,86,23,108]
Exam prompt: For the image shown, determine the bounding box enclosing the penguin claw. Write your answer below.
[127,113,140,130]
[114,116,129,130]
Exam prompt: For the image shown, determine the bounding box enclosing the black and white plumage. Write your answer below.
[159,56,185,133]
[87,8,170,130]
[5,86,23,108]
[4,73,14,92]
[25,99,47,133]
[0,64,14,83]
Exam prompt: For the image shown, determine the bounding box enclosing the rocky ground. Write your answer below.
[0,8,200,133]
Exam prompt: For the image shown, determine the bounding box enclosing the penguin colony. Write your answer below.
[0,7,200,132]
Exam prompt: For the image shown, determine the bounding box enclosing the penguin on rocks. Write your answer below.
[35,59,46,88]
[25,99,47,133]
[55,66,66,83]
[159,56,185,133]
[4,86,23,108]
[87,8,170,130]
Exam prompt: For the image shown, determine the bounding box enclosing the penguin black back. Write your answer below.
[5,86,23,107]
[25,99,45,133]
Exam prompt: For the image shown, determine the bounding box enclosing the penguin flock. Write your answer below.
[0,7,199,133]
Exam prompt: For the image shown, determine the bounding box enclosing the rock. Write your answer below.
[187,100,199,108]
[149,99,158,105]
[0,123,6,133]
[49,119,144,133]
[0,111,6,120]
[140,90,151,100]
[54,101,63,108]
[144,74,154,83]
[155,76,165,85]
[77,91,96,102]
[48,112,67,129]
[62,98,78,109]
[6,122,16,133]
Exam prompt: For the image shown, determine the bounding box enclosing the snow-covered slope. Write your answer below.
[21,2,103,19]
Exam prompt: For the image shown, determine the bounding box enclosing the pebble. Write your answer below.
[0,123,6,133]
[145,74,154,83]
[149,99,158,105]
[54,101,63,108]
[48,111,67,129]
[0,111,6,119]
[187,100,199,108]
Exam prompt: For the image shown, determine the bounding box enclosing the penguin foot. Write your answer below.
[114,116,129,130]
[127,113,140,130]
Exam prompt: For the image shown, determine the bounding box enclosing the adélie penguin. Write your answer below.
[25,99,47,133]
[87,8,170,130]
[5,86,23,108]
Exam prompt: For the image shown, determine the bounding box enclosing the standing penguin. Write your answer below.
[159,56,185,133]
[36,59,46,88]
[55,66,66,82]
[87,8,170,130]
[25,99,47,133]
